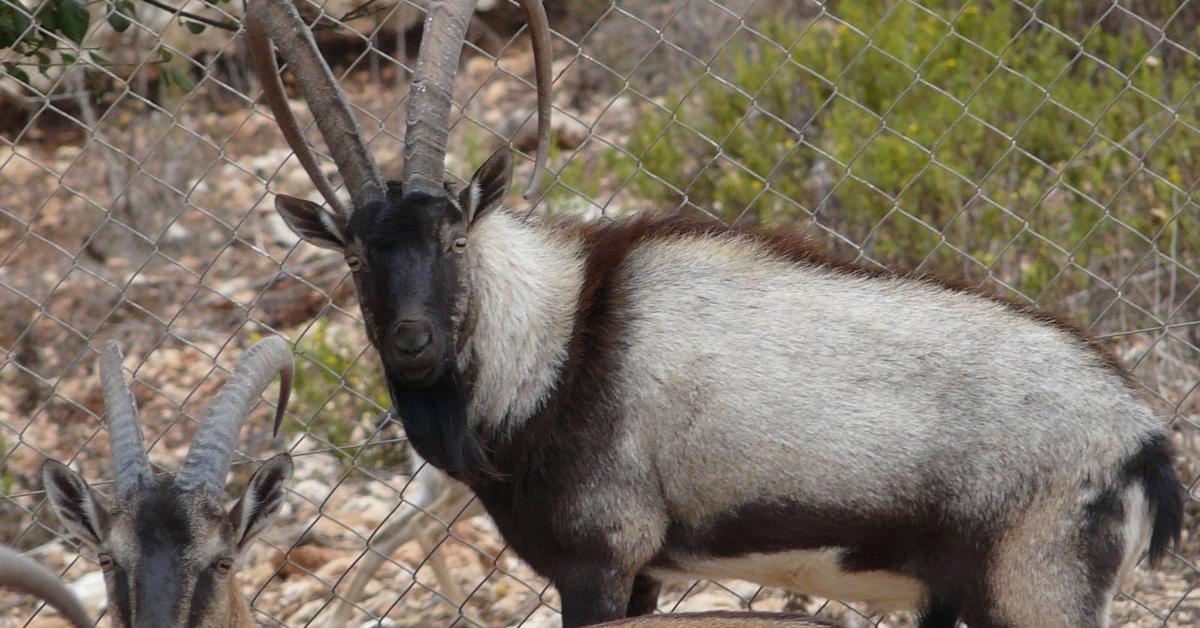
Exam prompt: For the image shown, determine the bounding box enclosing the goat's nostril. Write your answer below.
[393,320,433,355]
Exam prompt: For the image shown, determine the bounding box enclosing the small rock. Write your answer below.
[315,555,357,582]
[275,545,344,578]
[355,616,399,628]
[292,478,333,505]
[66,570,106,616]
[286,599,329,625]
[524,604,562,628]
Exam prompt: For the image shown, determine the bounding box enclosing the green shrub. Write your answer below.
[550,0,1199,326]
[277,322,405,470]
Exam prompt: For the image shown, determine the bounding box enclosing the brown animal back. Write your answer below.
[597,610,841,627]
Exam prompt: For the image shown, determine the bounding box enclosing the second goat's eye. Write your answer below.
[346,255,364,272]
[213,558,234,576]
[451,237,468,254]
[98,553,115,572]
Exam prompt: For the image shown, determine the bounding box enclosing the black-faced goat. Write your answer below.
[41,338,294,628]
[246,1,1184,626]
[0,544,92,628]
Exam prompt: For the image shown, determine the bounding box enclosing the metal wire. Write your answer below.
[1,0,1197,626]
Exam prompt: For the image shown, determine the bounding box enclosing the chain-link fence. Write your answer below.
[1,0,1197,625]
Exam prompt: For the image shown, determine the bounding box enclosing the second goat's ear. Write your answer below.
[42,461,109,549]
[275,195,347,251]
[462,148,512,225]
[229,453,293,552]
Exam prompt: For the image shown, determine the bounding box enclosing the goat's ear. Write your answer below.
[274,195,347,251]
[462,148,512,225]
[229,453,292,552]
[41,461,109,549]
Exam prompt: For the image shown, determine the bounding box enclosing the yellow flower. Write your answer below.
[908,122,920,135]
[1168,165,1183,185]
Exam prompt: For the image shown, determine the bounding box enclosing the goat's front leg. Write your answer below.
[557,566,634,627]
[626,572,661,616]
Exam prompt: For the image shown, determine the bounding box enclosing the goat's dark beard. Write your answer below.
[387,361,499,484]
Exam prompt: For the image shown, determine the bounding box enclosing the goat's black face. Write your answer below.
[274,149,513,390]
[346,191,467,386]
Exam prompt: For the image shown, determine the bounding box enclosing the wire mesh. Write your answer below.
[0,0,1197,626]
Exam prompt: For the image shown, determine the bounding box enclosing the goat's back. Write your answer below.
[597,610,840,626]
[601,228,1160,519]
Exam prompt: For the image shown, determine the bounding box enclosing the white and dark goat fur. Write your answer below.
[41,338,295,628]
[246,1,1184,626]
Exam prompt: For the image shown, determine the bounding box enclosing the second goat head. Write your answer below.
[42,337,294,628]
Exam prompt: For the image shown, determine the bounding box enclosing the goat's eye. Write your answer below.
[213,558,234,576]
[97,553,115,572]
[451,237,468,254]
[346,255,364,272]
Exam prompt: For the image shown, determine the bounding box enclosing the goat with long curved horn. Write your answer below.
[250,0,553,216]
[245,0,387,213]
[403,0,553,198]
[401,0,475,197]
[43,337,296,627]
[176,336,293,492]
[0,545,92,628]
[100,341,153,495]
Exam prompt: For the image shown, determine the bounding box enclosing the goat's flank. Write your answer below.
[247,1,1184,627]
[41,337,294,628]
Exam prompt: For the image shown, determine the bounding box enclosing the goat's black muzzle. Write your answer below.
[383,317,445,387]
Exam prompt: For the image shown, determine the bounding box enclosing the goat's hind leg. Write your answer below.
[916,590,963,628]
[557,566,636,628]
[982,489,1126,628]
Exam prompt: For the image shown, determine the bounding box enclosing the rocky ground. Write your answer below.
[1,5,1197,626]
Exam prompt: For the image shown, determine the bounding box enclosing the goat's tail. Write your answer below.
[1128,433,1184,567]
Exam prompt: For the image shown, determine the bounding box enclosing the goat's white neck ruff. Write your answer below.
[460,211,583,432]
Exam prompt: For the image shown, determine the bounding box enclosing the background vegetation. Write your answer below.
[555,0,1199,331]
[1,1,1196,625]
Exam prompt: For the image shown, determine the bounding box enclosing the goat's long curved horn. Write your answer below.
[402,0,554,198]
[516,0,553,199]
[100,342,153,495]
[246,0,387,213]
[176,337,293,493]
[0,546,92,628]
[402,0,475,197]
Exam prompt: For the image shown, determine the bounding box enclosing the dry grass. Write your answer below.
[1,3,1197,626]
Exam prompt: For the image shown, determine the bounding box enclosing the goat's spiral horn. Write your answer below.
[100,341,153,495]
[245,0,387,214]
[403,0,554,199]
[176,337,293,493]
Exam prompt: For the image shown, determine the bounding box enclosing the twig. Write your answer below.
[338,0,382,23]
[312,0,394,31]
[139,0,394,34]
[139,0,239,32]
